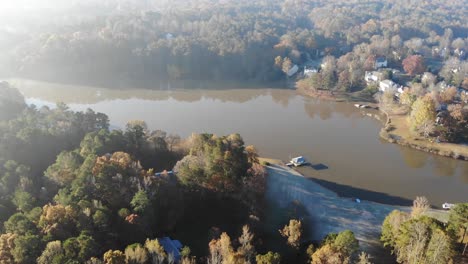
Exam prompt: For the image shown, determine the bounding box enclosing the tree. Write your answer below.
[238,225,255,262]
[125,244,148,264]
[425,229,453,264]
[409,95,436,134]
[255,251,281,264]
[0,233,16,263]
[37,241,65,264]
[279,219,302,248]
[103,250,126,264]
[402,55,425,75]
[440,87,458,104]
[12,190,36,213]
[311,244,348,264]
[282,57,293,75]
[208,232,236,264]
[12,234,43,264]
[447,203,468,255]
[38,204,76,240]
[357,252,372,264]
[399,88,417,108]
[145,239,166,264]
[381,210,410,248]
[131,190,150,214]
[333,230,359,257]
[244,145,259,164]
[45,151,83,186]
[274,56,283,68]
[411,196,430,218]
[4,213,36,235]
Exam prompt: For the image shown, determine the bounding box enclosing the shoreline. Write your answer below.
[379,110,468,161]
[296,86,468,161]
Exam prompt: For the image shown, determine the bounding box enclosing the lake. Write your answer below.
[10,79,468,207]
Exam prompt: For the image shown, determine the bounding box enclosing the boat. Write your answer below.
[442,202,455,209]
[287,156,307,167]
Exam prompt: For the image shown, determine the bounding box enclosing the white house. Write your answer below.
[304,67,318,77]
[365,71,382,83]
[379,80,402,92]
[287,64,299,77]
[375,57,387,68]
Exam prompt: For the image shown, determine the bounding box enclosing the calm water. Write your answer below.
[11,79,468,206]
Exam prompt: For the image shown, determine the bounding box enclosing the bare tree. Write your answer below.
[411,196,429,218]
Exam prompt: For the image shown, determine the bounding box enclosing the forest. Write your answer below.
[0,0,466,87]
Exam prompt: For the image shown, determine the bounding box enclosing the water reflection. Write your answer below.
[12,78,468,205]
[462,163,468,183]
[270,89,294,108]
[10,78,275,104]
[432,156,459,177]
[400,146,428,168]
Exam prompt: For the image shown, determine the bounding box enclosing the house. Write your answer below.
[375,57,387,68]
[165,33,174,40]
[158,237,183,261]
[287,64,299,77]
[364,71,382,83]
[304,67,318,77]
[379,80,402,93]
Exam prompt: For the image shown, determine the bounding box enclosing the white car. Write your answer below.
[442,203,455,209]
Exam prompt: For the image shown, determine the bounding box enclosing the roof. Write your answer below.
[376,57,387,63]
[158,237,183,260]
[287,65,299,77]
[292,156,305,163]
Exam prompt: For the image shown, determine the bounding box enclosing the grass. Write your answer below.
[382,114,468,160]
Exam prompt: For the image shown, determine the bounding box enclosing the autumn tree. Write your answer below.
[440,86,458,104]
[0,233,16,263]
[103,250,126,264]
[409,95,436,135]
[145,239,166,264]
[245,145,259,164]
[125,243,148,264]
[357,252,373,264]
[402,55,425,75]
[282,57,293,75]
[38,204,77,240]
[255,251,281,264]
[311,244,348,264]
[208,232,234,264]
[279,219,302,248]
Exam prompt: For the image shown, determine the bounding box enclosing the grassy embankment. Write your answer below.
[380,113,468,161]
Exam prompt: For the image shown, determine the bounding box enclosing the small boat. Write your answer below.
[287,156,307,167]
[442,202,455,209]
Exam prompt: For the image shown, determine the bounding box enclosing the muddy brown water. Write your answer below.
[11,79,468,207]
